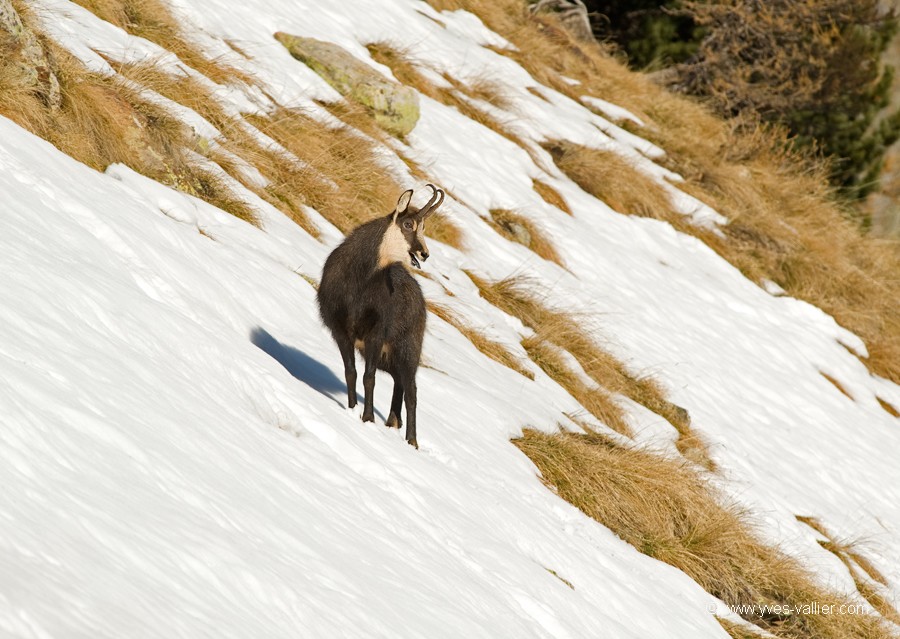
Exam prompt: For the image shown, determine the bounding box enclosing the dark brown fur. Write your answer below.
[317,186,444,448]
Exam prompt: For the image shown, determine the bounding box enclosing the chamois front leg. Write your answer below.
[361,341,382,423]
[335,334,358,408]
[385,371,404,429]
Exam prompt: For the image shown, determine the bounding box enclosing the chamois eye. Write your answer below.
[403,220,413,230]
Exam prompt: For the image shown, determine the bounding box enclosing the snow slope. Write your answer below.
[1,0,899,637]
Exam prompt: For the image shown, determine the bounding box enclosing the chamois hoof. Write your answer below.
[361,412,375,423]
[385,413,402,429]
[407,438,418,449]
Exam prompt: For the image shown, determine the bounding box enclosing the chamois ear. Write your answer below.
[394,189,413,221]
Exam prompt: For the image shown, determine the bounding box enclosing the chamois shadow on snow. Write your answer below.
[250,327,384,420]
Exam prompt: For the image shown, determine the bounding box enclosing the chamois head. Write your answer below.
[381,184,445,269]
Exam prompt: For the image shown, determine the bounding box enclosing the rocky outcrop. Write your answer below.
[529,0,594,43]
[274,32,419,137]
[0,0,61,109]
[867,0,900,236]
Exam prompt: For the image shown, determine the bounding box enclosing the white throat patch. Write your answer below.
[378,223,410,268]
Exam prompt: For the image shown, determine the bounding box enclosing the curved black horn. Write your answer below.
[419,184,444,219]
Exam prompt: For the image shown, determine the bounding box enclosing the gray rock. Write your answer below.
[529,0,594,43]
[274,32,419,137]
[502,219,533,247]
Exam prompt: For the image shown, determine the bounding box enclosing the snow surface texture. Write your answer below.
[2,0,899,637]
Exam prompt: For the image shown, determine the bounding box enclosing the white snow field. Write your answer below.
[1,0,899,637]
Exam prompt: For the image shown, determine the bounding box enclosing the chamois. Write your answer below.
[317,184,445,448]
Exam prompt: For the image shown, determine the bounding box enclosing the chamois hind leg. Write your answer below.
[360,340,382,423]
[385,371,403,429]
[334,332,357,408]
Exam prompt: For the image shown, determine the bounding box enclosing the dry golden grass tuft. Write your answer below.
[112,60,320,233]
[425,213,466,251]
[543,141,678,222]
[223,38,252,60]
[515,429,895,639]
[876,397,899,418]
[298,273,319,290]
[423,0,900,386]
[247,107,404,234]
[0,34,257,224]
[487,208,564,267]
[532,178,572,214]
[465,271,716,465]
[69,0,253,86]
[796,516,900,625]
[545,567,575,590]
[113,59,465,246]
[113,60,232,128]
[523,337,632,436]
[716,618,768,639]
[317,99,388,146]
[667,131,900,385]
[250,105,466,249]
[441,70,514,113]
[820,372,855,401]
[427,302,533,380]
[118,58,460,243]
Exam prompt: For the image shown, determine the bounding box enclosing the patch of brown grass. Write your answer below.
[223,38,252,60]
[523,337,631,436]
[488,208,564,267]
[427,302,533,380]
[515,429,894,639]
[114,57,464,245]
[425,213,466,251]
[532,178,572,214]
[820,372,855,402]
[545,568,575,590]
[876,397,899,418]
[666,129,900,384]
[526,85,549,102]
[466,271,716,465]
[69,0,253,86]
[796,516,900,625]
[716,618,769,639]
[113,60,232,129]
[248,106,465,249]
[423,0,900,385]
[299,273,319,290]
[316,99,389,146]
[441,71,513,112]
[247,107,403,234]
[113,60,315,233]
[544,141,678,222]
[0,36,256,224]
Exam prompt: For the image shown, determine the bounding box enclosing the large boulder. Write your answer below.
[274,32,419,137]
[0,0,61,109]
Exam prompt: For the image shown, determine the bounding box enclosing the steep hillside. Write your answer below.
[1,0,899,638]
